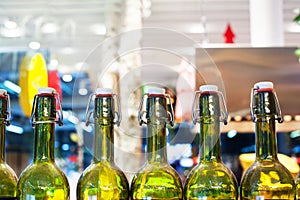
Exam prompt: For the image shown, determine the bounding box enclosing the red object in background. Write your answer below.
[192,156,199,165]
[295,157,300,165]
[68,155,78,163]
[224,23,235,43]
[48,70,62,109]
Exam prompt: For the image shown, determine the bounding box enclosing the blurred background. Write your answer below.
[1,0,300,197]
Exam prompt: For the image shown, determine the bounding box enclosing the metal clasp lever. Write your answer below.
[191,90,228,125]
[250,88,283,123]
[2,92,11,126]
[85,93,95,126]
[85,92,122,126]
[31,90,63,126]
[166,94,175,126]
[191,91,201,125]
[113,93,122,126]
[55,91,64,126]
[138,93,148,126]
[138,93,175,126]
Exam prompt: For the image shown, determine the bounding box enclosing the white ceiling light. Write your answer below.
[90,23,106,35]
[4,20,17,29]
[1,28,22,38]
[78,88,88,96]
[188,24,206,34]
[41,22,59,34]
[1,20,22,38]
[60,47,76,55]
[187,15,207,34]
[28,41,41,50]
[62,74,73,82]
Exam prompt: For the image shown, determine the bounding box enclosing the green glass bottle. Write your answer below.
[76,88,129,199]
[0,89,18,199]
[130,87,183,200]
[184,85,238,200]
[17,87,70,200]
[240,81,295,200]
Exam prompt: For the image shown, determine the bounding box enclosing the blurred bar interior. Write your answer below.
[0,0,300,194]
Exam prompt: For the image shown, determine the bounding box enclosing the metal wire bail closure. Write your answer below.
[138,93,149,126]
[166,93,175,127]
[56,91,64,126]
[31,88,63,127]
[85,89,122,127]
[191,86,228,125]
[250,83,283,123]
[85,92,96,126]
[0,89,11,126]
[138,92,175,127]
[250,87,256,122]
[112,93,122,126]
[191,91,201,125]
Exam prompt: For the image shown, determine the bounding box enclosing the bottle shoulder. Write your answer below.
[77,162,129,199]
[18,162,69,186]
[240,161,295,199]
[185,162,238,186]
[241,160,295,186]
[130,163,183,199]
[78,162,129,185]
[0,163,18,182]
[0,163,18,197]
[135,162,181,176]
[188,161,236,173]
[131,163,183,189]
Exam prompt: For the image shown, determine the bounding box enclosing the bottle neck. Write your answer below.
[146,120,168,164]
[94,120,114,163]
[197,92,222,163]
[93,95,115,163]
[145,95,169,164]
[0,120,5,162]
[252,89,279,162]
[255,116,278,161]
[199,116,221,162]
[33,122,55,163]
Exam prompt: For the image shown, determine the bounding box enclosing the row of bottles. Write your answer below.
[0,81,300,199]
